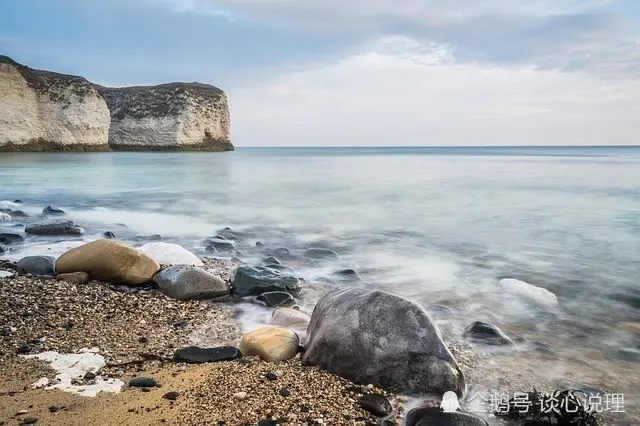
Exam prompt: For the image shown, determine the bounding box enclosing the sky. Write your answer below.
[1,0,640,146]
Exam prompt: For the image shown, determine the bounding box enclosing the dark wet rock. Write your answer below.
[302,288,466,397]
[154,265,229,300]
[232,265,302,297]
[205,245,218,253]
[163,391,181,401]
[255,241,264,247]
[56,271,90,284]
[84,371,96,380]
[265,372,278,381]
[172,346,241,363]
[0,233,24,244]
[234,358,251,366]
[462,321,516,348]
[17,344,32,354]
[0,261,18,271]
[21,417,38,425]
[103,231,116,239]
[331,268,362,281]
[205,237,235,252]
[279,388,291,397]
[170,320,189,328]
[0,244,5,254]
[428,304,454,317]
[270,247,291,259]
[129,377,157,387]
[25,221,85,236]
[254,291,295,308]
[10,210,29,218]
[304,248,341,261]
[13,199,22,204]
[358,394,393,417]
[406,408,488,426]
[217,227,240,241]
[616,347,640,362]
[42,206,65,216]
[17,256,56,276]
[138,336,149,343]
[257,420,278,426]
[529,340,555,356]
[262,256,281,265]
[48,405,60,413]
[141,387,151,392]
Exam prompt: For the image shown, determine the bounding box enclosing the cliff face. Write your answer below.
[0,56,233,152]
[98,83,233,151]
[0,56,111,151]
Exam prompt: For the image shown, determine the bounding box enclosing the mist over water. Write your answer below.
[1,147,639,420]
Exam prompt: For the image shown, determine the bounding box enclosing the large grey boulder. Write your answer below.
[302,288,466,397]
[17,256,56,275]
[231,265,301,297]
[25,221,85,236]
[406,408,488,426]
[154,265,229,300]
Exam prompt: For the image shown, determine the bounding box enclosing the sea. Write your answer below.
[1,146,638,423]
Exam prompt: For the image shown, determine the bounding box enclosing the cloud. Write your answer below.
[228,36,640,146]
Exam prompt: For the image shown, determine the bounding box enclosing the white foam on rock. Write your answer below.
[23,348,124,397]
[137,242,203,266]
[0,200,20,209]
[499,278,558,308]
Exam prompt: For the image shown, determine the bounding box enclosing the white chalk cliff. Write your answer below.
[0,56,233,151]
[0,55,111,151]
[98,83,232,151]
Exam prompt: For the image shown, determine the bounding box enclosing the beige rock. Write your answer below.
[269,307,310,330]
[55,239,160,286]
[239,326,299,362]
[56,271,90,285]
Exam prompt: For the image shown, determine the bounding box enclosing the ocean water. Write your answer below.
[1,146,639,421]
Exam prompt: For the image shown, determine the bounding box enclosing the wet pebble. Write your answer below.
[163,391,181,401]
[129,377,157,388]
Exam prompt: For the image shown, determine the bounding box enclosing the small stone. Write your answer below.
[163,391,181,401]
[84,371,96,380]
[173,346,240,364]
[141,387,151,392]
[358,393,393,417]
[233,392,247,401]
[265,372,278,381]
[21,418,38,425]
[138,336,149,344]
[279,388,291,397]
[56,272,90,285]
[48,406,59,413]
[129,377,157,388]
[103,231,116,239]
[114,370,124,377]
[17,410,28,415]
[17,344,31,354]
[178,366,187,372]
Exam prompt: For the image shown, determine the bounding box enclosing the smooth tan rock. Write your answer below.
[56,271,90,285]
[55,239,160,285]
[269,307,311,330]
[239,326,299,362]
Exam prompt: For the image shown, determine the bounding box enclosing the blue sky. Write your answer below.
[2,0,639,146]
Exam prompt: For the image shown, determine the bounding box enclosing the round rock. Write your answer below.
[25,221,85,236]
[172,346,241,364]
[232,265,301,297]
[154,265,229,300]
[138,242,203,266]
[239,326,299,362]
[42,206,65,216]
[462,321,516,348]
[17,256,56,276]
[254,291,296,308]
[358,394,393,417]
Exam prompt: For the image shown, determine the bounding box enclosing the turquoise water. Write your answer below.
[1,146,639,415]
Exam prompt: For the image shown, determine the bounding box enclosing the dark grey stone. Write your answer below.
[25,221,85,236]
[331,268,362,281]
[0,244,5,254]
[154,265,230,300]
[302,288,466,397]
[17,256,56,276]
[358,394,392,417]
[103,231,116,239]
[462,321,516,348]
[9,210,29,218]
[173,346,240,363]
[205,237,235,252]
[232,265,301,297]
[163,391,181,400]
[0,233,24,244]
[262,256,281,265]
[254,291,295,307]
[406,408,488,426]
[129,377,157,387]
[42,206,65,216]
[304,248,341,260]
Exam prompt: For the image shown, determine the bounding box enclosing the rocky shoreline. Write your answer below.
[0,203,636,425]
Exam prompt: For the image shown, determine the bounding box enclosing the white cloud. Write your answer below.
[228,36,640,146]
